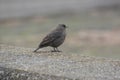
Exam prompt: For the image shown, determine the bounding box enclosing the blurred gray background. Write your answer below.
[0,0,120,59]
[0,0,120,19]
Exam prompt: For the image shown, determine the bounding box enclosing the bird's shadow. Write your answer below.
[33,51,51,53]
[33,50,62,54]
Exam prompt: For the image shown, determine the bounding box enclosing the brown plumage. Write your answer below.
[34,24,67,52]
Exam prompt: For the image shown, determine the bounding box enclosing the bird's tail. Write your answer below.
[33,45,44,52]
[33,47,40,52]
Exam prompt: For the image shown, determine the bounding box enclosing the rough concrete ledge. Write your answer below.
[0,44,120,80]
[0,67,71,80]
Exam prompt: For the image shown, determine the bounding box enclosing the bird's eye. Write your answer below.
[62,25,66,28]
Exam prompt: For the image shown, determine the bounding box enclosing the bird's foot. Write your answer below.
[51,50,62,52]
[51,50,57,52]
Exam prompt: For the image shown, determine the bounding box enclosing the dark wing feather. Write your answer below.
[39,31,61,47]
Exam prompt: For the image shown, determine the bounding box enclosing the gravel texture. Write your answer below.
[0,44,120,80]
[0,67,72,80]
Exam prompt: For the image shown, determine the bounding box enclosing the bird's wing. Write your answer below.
[40,31,61,46]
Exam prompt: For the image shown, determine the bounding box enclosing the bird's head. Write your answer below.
[58,24,68,29]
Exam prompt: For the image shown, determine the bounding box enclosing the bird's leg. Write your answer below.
[33,47,40,52]
[56,48,62,52]
[51,47,57,52]
[54,48,56,52]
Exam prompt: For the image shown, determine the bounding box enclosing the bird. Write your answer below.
[34,24,67,52]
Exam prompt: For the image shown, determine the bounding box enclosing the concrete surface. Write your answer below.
[0,67,71,80]
[0,44,120,80]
